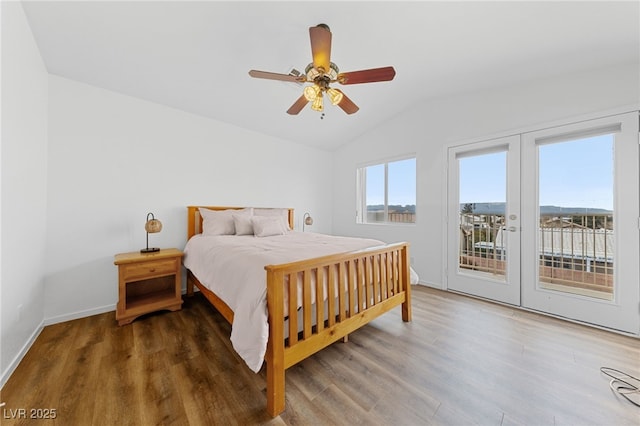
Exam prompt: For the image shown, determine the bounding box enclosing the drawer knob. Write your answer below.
[149,268,156,272]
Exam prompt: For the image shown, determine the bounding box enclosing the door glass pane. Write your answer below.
[458,151,507,281]
[538,135,614,301]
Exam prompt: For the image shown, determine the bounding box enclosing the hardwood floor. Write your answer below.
[2,286,638,425]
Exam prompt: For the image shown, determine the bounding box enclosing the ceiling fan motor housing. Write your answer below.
[305,62,339,86]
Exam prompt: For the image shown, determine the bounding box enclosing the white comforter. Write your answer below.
[183,232,414,372]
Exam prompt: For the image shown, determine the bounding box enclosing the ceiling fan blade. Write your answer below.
[309,24,332,73]
[337,66,396,85]
[334,89,359,114]
[249,70,305,83]
[286,95,309,115]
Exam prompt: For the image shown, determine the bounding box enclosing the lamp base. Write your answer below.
[140,247,160,253]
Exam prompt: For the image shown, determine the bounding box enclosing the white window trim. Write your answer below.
[356,154,417,225]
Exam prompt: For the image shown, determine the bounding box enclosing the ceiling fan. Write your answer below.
[248,23,396,115]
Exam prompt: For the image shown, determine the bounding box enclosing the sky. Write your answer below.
[365,158,416,206]
[365,134,614,210]
[367,158,416,206]
[459,134,614,210]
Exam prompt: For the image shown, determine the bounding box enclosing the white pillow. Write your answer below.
[252,215,288,237]
[253,208,291,231]
[199,208,252,236]
[233,214,254,235]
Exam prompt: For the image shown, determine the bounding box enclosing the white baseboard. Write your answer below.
[0,320,44,389]
[416,280,445,290]
[43,303,116,326]
[43,288,198,326]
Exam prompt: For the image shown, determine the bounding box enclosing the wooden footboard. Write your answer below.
[264,242,411,417]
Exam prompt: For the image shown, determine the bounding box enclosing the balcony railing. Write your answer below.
[367,211,416,223]
[459,213,614,300]
[459,214,506,279]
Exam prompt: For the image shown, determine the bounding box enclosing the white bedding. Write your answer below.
[183,231,417,372]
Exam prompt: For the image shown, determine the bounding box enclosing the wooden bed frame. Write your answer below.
[185,206,412,417]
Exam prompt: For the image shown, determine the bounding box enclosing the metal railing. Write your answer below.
[366,211,416,223]
[538,214,613,299]
[459,213,614,299]
[459,214,506,279]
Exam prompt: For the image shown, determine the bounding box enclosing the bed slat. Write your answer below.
[385,252,393,298]
[367,257,373,307]
[327,265,336,327]
[302,271,312,339]
[379,253,387,301]
[315,267,324,333]
[347,260,355,318]
[393,250,399,294]
[288,273,298,346]
[338,262,346,322]
[357,258,365,311]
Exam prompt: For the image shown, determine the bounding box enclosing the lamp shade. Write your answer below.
[311,94,323,112]
[303,85,320,101]
[145,219,162,233]
[326,88,343,105]
[303,212,313,231]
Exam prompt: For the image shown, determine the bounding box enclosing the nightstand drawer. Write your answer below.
[121,258,178,281]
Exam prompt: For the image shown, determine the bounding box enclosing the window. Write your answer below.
[357,157,416,224]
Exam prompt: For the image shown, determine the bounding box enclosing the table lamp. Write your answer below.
[303,212,313,232]
[141,212,162,253]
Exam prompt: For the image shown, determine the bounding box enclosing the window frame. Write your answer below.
[356,154,417,225]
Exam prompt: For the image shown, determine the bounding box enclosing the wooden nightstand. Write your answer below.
[114,248,184,326]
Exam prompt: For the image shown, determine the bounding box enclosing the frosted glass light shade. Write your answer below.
[326,88,343,105]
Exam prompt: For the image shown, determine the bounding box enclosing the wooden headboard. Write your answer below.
[187,206,294,240]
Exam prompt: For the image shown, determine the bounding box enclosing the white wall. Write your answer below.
[44,75,333,322]
[1,2,49,385]
[332,64,640,288]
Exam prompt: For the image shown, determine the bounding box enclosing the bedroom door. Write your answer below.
[446,136,521,305]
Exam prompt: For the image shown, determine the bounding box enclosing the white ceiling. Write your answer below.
[21,1,640,150]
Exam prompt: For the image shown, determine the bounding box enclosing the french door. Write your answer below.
[447,112,639,334]
[447,135,521,305]
[521,112,639,334]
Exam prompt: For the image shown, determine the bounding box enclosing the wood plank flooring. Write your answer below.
[1,286,638,425]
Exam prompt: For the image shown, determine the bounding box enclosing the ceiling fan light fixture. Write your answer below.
[311,93,324,112]
[303,85,320,101]
[326,88,343,105]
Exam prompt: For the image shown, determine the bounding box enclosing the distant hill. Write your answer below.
[367,204,415,213]
[366,203,611,215]
[460,202,612,215]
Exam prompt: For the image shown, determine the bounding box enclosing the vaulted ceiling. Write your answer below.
[22,1,640,150]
